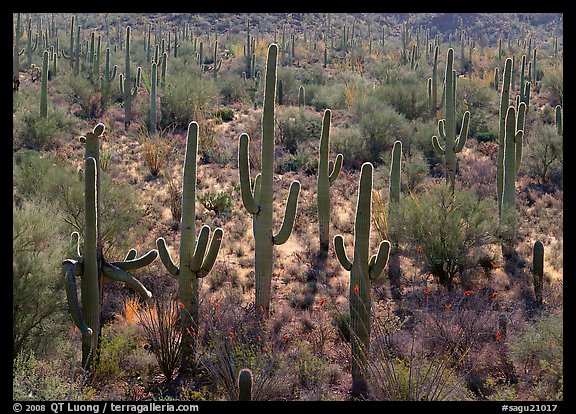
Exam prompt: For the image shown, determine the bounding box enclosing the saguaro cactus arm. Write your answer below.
[329,154,343,183]
[272,181,301,245]
[63,259,93,336]
[102,263,152,300]
[110,249,158,271]
[368,240,391,280]
[156,238,180,276]
[334,235,353,271]
[197,228,224,278]
[238,133,259,215]
[453,110,470,152]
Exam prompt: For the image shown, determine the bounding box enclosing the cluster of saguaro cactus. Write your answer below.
[431,48,470,193]
[156,122,223,371]
[334,162,391,397]
[317,109,343,256]
[238,44,301,316]
[63,123,158,368]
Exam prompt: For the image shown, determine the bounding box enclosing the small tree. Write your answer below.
[399,182,497,289]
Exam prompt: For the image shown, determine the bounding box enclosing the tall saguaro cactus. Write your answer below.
[156,122,223,371]
[387,141,402,298]
[497,58,513,217]
[238,43,301,316]
[13,13,24,78]
[120,26,141,128]
[317,109,343,256]
[63,123,158,369]
[334,162,391,397]
[500,104,525,257]
[431,48,470,193]
[40,50,48,118]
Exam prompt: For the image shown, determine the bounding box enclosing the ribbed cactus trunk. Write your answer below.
[238,368,253,401]
[431,48,470,193]
[334,162,391,398]
[298,85,305,107]
[81,157,101,367]
[238,44,301,317]
[317,109,343,256]
[149,61,157,132]
[497,58,512,217]
[13,13,23,78]
[156,122,223,371]
[388,141,402,299]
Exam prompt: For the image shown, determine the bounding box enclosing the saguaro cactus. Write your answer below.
[120,26,141,128]
[238,368,253,401]
[101,47,117,101]
[497,58,512,217]
[427,44,442,118]
[40,50,48,118]
[298,85,305,107]
[238,43,301,316]
[156,122,223,371]
[555,105,562,135]
[388,141,402,298]
[334,162,391,397]
[500,105,525,257]
[63,123,158,369]
[317,109,343,256]
[149,61,157,132]
[431,48,470,193]
[533,240,544,306]
[13,13,24,78]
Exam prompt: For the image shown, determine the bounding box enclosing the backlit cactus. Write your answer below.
[317,109,343,255]
[334,162,391,397]
[238,43,301,316]
[156,122,223,371]
[497,58,513,217]
[431,48,470,193]
[63,123,157,369]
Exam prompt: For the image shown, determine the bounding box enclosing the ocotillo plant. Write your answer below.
[238,43,301,316]
[533,240,544,306]
[334,162,391,397]
[431,48,470,193]
[238,368,253,401]
[156,122,223,371]
[317,109,343,256]
[500,104,525,257]
[120,26,141,128]
[63,123,158,369]
[40,50,48,118]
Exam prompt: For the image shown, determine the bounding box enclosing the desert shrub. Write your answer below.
[13,351,71,400]
[399,182,498,289]
[458,154,497,199]
[160,71,218,129]
[542,62,563,104]
[276,148,317,175]
[523,123,563,185]
[402,151,429,192]
[219,73,252,104]
[375,81,429,121]
[136,126,175,177]
[211,107,235,122]
[330,125,367,170]
[507,313,563,400]
[13,149,144,259]
[92,324,138,383]
[275,107,322,154]
[12,89,76,150]
[197,190,233,215]
[12,199,68,359]
[307,82,347,110]
[357,102,409,164]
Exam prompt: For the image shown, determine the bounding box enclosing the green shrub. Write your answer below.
[276,149,317,175]
[197,191,233,215]
[211,107,235,122]
[275,107,322,154]
[13,351,70,400]
[399,182,498,289]
[523,123,563,184]
[330,125,367,170]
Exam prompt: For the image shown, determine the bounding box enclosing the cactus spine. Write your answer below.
[63,123,157,368]
[156,122,223,371]
[431,48,470,193]
[238,368,253,401]
[533,240,544,306]
[238,44,301,316]
[334,162,391,397]
[317,109,343,255]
